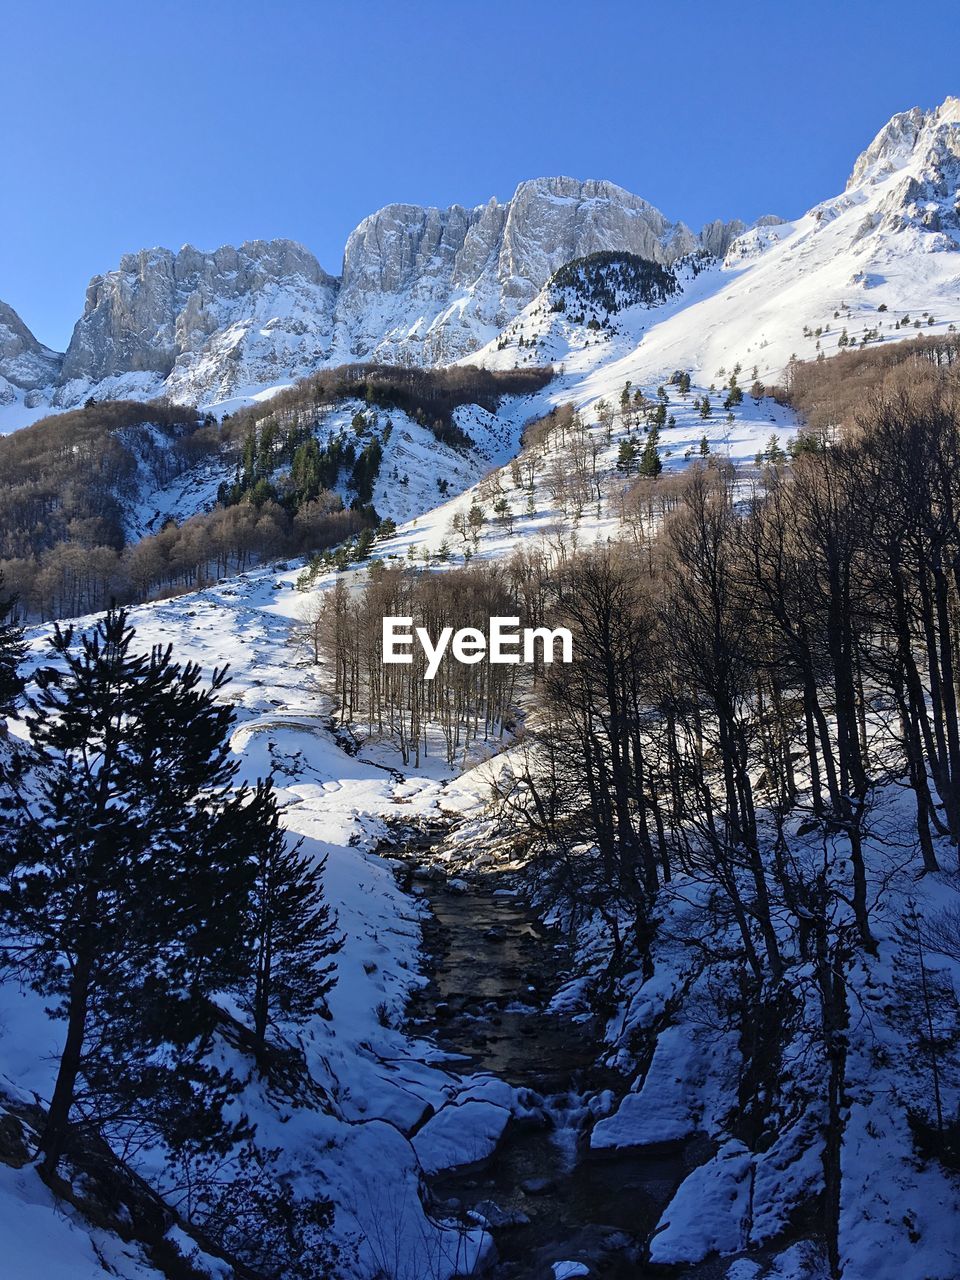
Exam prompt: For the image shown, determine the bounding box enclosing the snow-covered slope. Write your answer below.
[475,96,960,388]
[127,394,540,543]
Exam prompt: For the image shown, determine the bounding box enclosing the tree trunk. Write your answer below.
[39,953,91,1176]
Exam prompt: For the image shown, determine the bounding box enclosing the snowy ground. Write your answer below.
[2,570,549,1279]
[5,382,960,1275]
[308,385,797,573]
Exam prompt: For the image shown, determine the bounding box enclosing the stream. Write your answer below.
[397,841,702,1280]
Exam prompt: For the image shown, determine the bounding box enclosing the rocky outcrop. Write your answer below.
[846,96,960,247]
[699,217,748,259]
[56,239,338,405]
[0,300,63,395]
[847,95,960,191]
[6,96,960,423]
[332,177,749,365]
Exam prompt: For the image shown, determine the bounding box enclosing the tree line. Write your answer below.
[549,250,680,319]
[771,330,960,434]
[0,360,556,622]
[220,361,554,453]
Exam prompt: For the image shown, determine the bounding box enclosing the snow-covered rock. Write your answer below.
[474,93,960,389]
[55,238,338,407]
[649,1140,753,1265]
[847,95,960,190]
[411,1098,511,1174]
[0,300,63,418]
[331,177,746,366]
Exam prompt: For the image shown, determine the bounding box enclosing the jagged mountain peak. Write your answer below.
[333,176,750,368]
[510,173,660,208]
[19,88,960,427]
[847,94,960,190]
[56,237,339,404]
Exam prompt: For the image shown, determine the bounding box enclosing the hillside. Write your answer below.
[475,97,960,394]
[0,365,555,620]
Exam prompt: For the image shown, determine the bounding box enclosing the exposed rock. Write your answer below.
[17,94,960,421]
[411,863,447,883]
[56,238,338,406]
[333,176,747,366]
[699,217,747,258]
[0,300,63,392]
[520,1174,557,1195]
[471,1198,530,1228]
[847,94,960,192]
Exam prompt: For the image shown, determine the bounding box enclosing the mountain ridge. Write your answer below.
[0,176,758,419]
[2,95,959,432]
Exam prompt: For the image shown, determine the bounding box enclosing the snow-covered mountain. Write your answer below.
[0,302,63,398]
[3,95,960,433]
[0,179,751,420]
[53,239,339,409]
[329,176,748,368]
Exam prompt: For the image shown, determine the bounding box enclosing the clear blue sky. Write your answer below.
[4,0,958,350]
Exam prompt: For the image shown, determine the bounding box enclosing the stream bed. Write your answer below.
[404,868,699,1280]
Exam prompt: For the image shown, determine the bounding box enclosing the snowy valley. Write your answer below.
[0,93,960,1280]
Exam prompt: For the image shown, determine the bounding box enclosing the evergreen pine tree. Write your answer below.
[246,787,341,1054]
[0,610,270,1174]
[699,435,711,456]
[639,429,663,477]
[616,438,638,473]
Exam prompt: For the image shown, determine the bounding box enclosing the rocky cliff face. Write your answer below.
[847,96,960,190]
[55,239,338,406]
[331,177,748,365]
[35,177,753,407]
[843,96,960,244]
[765,94,960,273]
[0,301,63,401]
